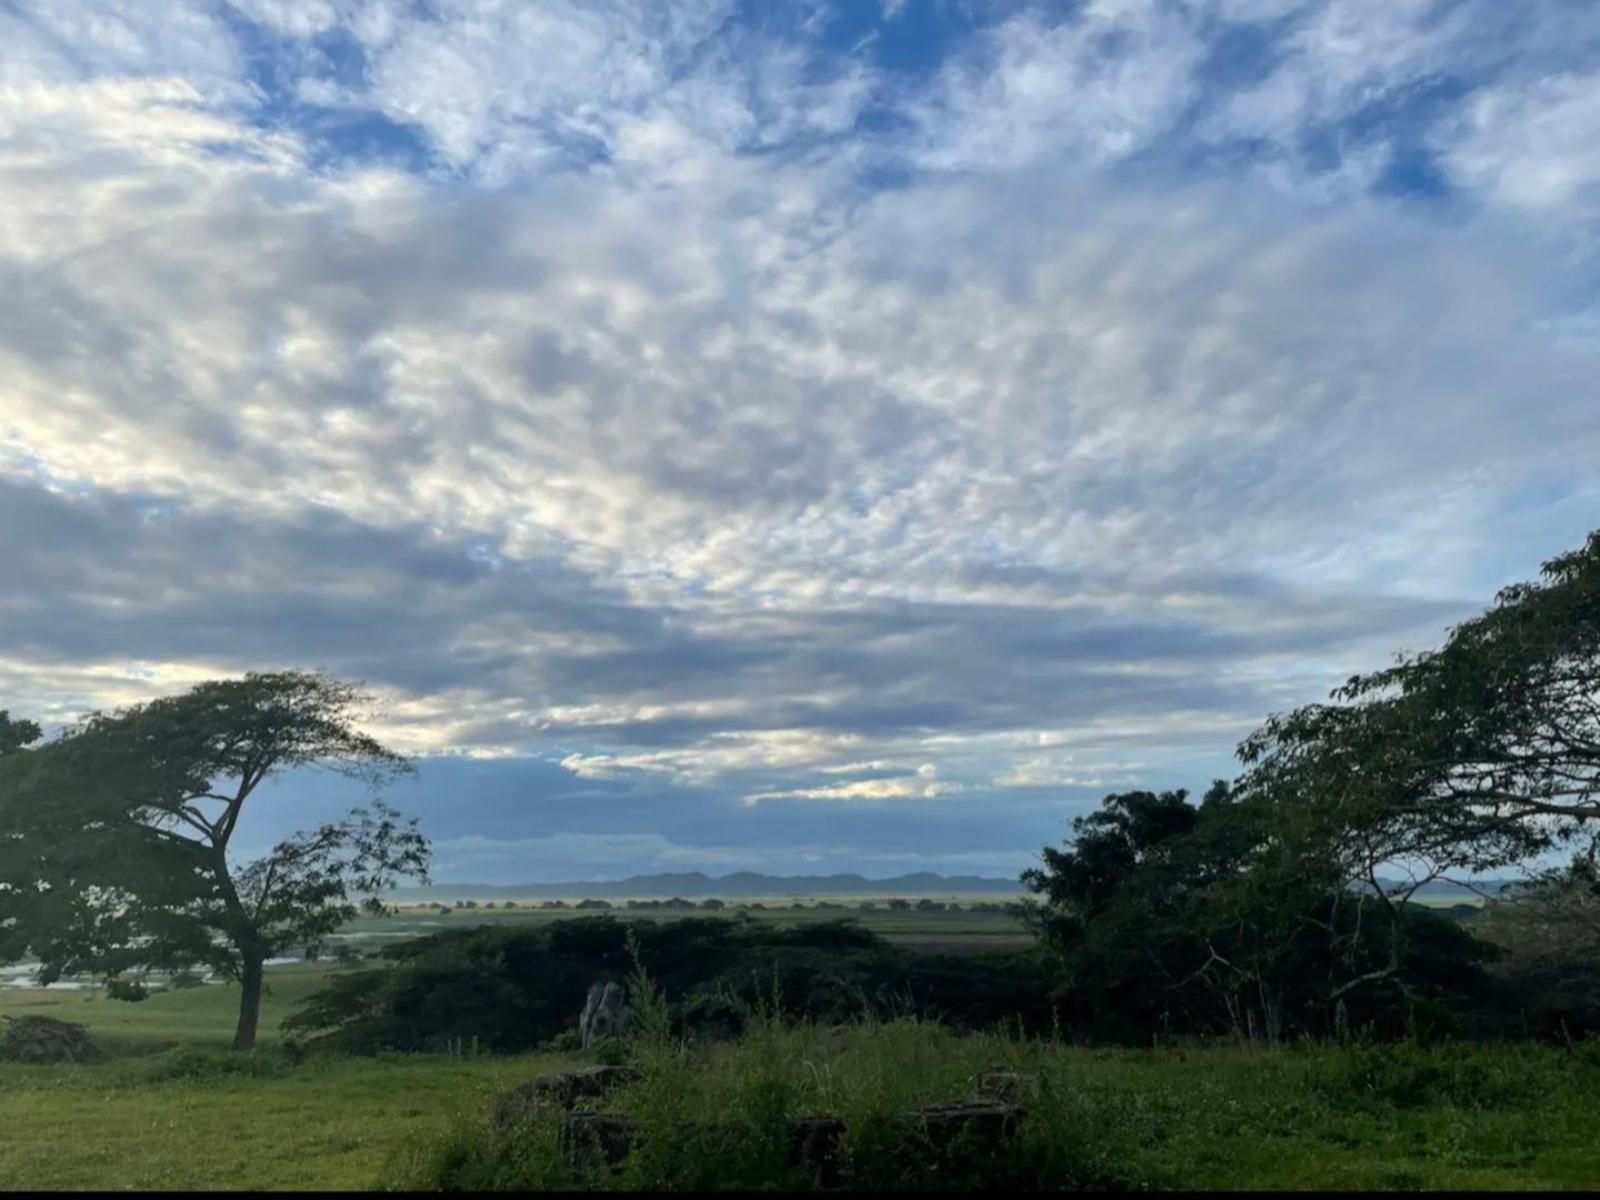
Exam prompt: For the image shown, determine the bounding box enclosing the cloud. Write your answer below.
[1440,71,1600,216]
[2,1,1598,876]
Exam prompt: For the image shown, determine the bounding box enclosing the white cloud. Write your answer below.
[1,0,1598,817]
[905,2,1207,172]
[1441,72,1600,215]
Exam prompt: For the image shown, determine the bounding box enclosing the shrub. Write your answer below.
[142,1045,290,1083]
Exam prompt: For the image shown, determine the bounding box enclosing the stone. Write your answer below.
[562,1112,640,1172]
[493,1064,642,1130]
[973,1070,1034,1105]
[895,1101,1025,1162]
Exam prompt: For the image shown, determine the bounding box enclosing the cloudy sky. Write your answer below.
[2,1,1597,883]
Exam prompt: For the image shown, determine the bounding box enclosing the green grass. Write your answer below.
[0,968,570,1190]
[0,1049,566,1190]
[394,1020,1600,1192]
[0,962,336,1054]
[8,961,1598,1192]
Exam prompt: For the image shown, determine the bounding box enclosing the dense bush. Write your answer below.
[286,917,1059,1054]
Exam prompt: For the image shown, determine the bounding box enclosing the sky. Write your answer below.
[2,1,1598,884]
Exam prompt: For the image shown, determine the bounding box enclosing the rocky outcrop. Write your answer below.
[0,1015,102,1064]
[493,1064,643,1130]
[562,1112,640,1171]
[896,1100,1025,1158]
[974,1070,1035,1105]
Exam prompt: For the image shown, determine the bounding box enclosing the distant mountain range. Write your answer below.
[387,872,1526,904]
[390,870,1024,901]
[1371,877,1521,897]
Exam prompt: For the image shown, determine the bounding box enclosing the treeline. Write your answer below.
[1017,530,1600,1044]
[294,530,1600,1051]
[283,917,1059,1054]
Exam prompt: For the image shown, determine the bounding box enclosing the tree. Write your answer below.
[0,711,41,758]
[1022,786,1493,1043]
[0,672,429,1050]
[1475,849,1600,1036]
[1238,530,1600,882]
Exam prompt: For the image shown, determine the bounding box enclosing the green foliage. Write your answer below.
[104,978,152,1003]
[387,1019,1600,1192]
[140,1044,292,1084]
[286,916,1059,1054]
[1238,530,1600,881]
[1474,853,1600,1038]
[1305,1040,1537,1113]
[1023,787,1500,1043]
[0,672,427,1051]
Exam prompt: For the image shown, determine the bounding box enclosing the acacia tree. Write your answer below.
[0,672,429,1050]
[1237,529,1600,884]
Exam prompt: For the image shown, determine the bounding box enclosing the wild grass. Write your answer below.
[389,1013,1600,1192]
[5,962,1599,1191]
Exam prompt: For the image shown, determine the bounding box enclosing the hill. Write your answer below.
[388,870,1023,902]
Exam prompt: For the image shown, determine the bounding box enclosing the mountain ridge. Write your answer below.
[389,870,1024,900]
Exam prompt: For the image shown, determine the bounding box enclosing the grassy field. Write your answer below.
[5,967,1600,1192]
[0,970,562,1189]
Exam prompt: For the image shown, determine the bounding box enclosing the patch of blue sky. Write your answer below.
[211,2,434,173]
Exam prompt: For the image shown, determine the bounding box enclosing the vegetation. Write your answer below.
[0,672,429,1050]
[1021,785,1503,1045]
[5,531,1600,1190]
[387,1015,1600,1192]
[282,916,1059,1054]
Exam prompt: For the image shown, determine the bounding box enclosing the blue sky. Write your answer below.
[2,1,1598,882]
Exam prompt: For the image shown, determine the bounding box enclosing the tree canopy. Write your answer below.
[0,671,429,1049]
[1237,531,1600,882]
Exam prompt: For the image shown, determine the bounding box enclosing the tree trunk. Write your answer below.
[232,955,265,1052]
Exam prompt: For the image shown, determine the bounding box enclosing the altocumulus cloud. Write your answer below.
[1,0,1598,880]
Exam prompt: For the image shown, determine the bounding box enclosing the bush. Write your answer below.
[1305,1040,1538,1112]
[142,1045,291,1083]
[288,916,1059,1055]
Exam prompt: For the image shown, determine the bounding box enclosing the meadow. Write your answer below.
[5,955,1599,1192]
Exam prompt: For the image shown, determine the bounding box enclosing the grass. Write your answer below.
[0,962,335,1054]
[0,967,569,1190]
[0,1048,565,1190]
[393,1018,1600,1192]
[8,959,1598,1192]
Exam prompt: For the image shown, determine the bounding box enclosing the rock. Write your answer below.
[895,1101,1025,1161]
[973,1070,1034,1105]
[579,981,631,1050]
[0,1015,102,1064]
[493,1064,642,1130]
[562,1112,640,1172]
